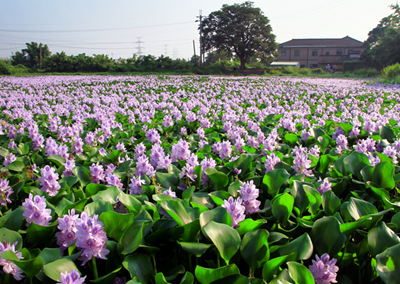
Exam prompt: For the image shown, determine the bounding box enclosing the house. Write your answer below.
[275,36,365,70]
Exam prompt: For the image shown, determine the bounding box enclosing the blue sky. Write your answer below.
[0,0,395,60]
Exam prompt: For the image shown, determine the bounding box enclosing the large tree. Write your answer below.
[200,1,278,70]
[361,4,400,69]
[11,42,51,68]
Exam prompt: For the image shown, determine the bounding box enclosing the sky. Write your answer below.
[0,0,395,60]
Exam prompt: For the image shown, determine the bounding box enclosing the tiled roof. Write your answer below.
[279,36,363,48]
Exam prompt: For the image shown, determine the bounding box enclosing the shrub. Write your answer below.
[311,68,323,74]
[298,68,311,75]
[343,61,366,72]
[382,63,400,80]
[0,60,11,75]
[282,66,299,74]
[354,68,380,77]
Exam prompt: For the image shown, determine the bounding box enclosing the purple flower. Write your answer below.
[317,178,332,194]
[222,196,246,228]
[58,269,86,284]
[3,153,16,167]
[90,163,105,184]
[239,180,259,201]
[0,179,13,206]
[22,193,52,226]
[105,174,123,189]
[129,176,145,195]
[56,209,79,251]
[265,152,281,173]
[219,140,232,160]
[39,165,61,196]
[0,242,24,281]
[75,212,109,265]
[63,159,76,177]
[309,253,339,284]
[171,139,191,162]
[242,199,261,215]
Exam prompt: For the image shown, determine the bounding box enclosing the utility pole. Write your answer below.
[196,10,203,67]
[193,40,196,58]
[134,37,144,56]
[39,43,42,71]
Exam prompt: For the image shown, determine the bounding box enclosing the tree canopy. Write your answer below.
[200,1,278,70]
[361,4,400,69]
[11,42,51,69]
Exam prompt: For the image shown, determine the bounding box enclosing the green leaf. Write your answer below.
[178,242,211,257]
[224,154,253,176]
[180,271,194,284]
[0,227,23,250]
[284,133,298,145]
[205,167,229,189]
[235,219,266,237]
[122,253,154,284]
[27,222,57,245]
[262,254,293,282]
[346,197,383,229]
[279,233,313,261]
[38,248,62,264]
[321,190,341,216]
[91,267,122,284]
[75,166,92,186]
[291,181,311,215]
[47,155,66,167]
[118,192,143,215]
[372,161,395,189]
[368,222,400,257]
[43,259,78,282]
[99,211,134,243]
[199,207,232,228]
[202,221,241,265]
[161,199,193,226]
[195,264,240,284]
[121,221,147,255]
[155,172,178,190]
[263,169,290,197]
[2,251,44,282]
[7,161,25,172]
[86,183,108,197]
[343,151,370,180]
[240,229,270,270]
[376,243,400,284]
[272,193,294,224]
[379,126,395,143]
[338,123,353,132]
[85,199,114,216]
[155,272,172,284]
[316,154,337,174]
[310,216,346,256]
[0,206,24,231]
[287,262,315,284]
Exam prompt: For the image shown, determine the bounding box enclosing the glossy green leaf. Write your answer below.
[343,151,370,180]
[47,155,66,167]
[205,167,229,189]
[178,242,211,257]
[235,218,266,237]
[310,216,346,256]
[291,181,311,215]
[224,154,253,176]
[27,222,57,245]
[240,229,270,270]
[379,125,395,143]
[279,233,313,261]
[156,172,178,190]
[0,206,24,231]
[272,193,294,224]
[155,272,172,284]
[38,247,62,264]
[199,207,232,227]
[99,211,134,243]
[368,222,400,257]
[376,243,400,284]
[85,199,114,216]
[316,154,337,174]
[118,192,143,215]
[0,227,23,250]
[180,271,194,284]
[372,161,395,189]
[287,262,315,284]
[321,190,341,216]
[43,259,78,282]
[195,264,240,284]
[263,169,290,197]
[2,250,44,282]
[202,221,241,265]
[91,267,122,284]
[7,161,25,172]
[85,183,108,197]
[122,253,154,284]
[161,199,193,226]
[262,254,293,282]
[121,221,147,254]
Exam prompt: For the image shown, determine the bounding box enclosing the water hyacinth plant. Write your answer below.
[0,75,399,283]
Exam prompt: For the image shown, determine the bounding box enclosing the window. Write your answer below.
[337,49,343,55]
[300,64,306,68]
[312,49,318,56]
[325,51,330,55]
[310,64,319,68]
[294,49,300,57]
[280,49,287,56]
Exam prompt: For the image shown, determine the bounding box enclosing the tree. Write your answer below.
[200,1,278,70]
[11,42,51,68]
[361,4,400,69]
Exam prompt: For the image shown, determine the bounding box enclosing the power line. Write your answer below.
[0,21,194,33]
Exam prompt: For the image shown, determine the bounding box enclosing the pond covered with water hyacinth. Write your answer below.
[0,75,399,284]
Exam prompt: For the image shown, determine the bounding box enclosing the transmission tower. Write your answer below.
[196,10,203,67]
[173,48,178,60]
[134,37,145,56]
[164,44,168,56]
